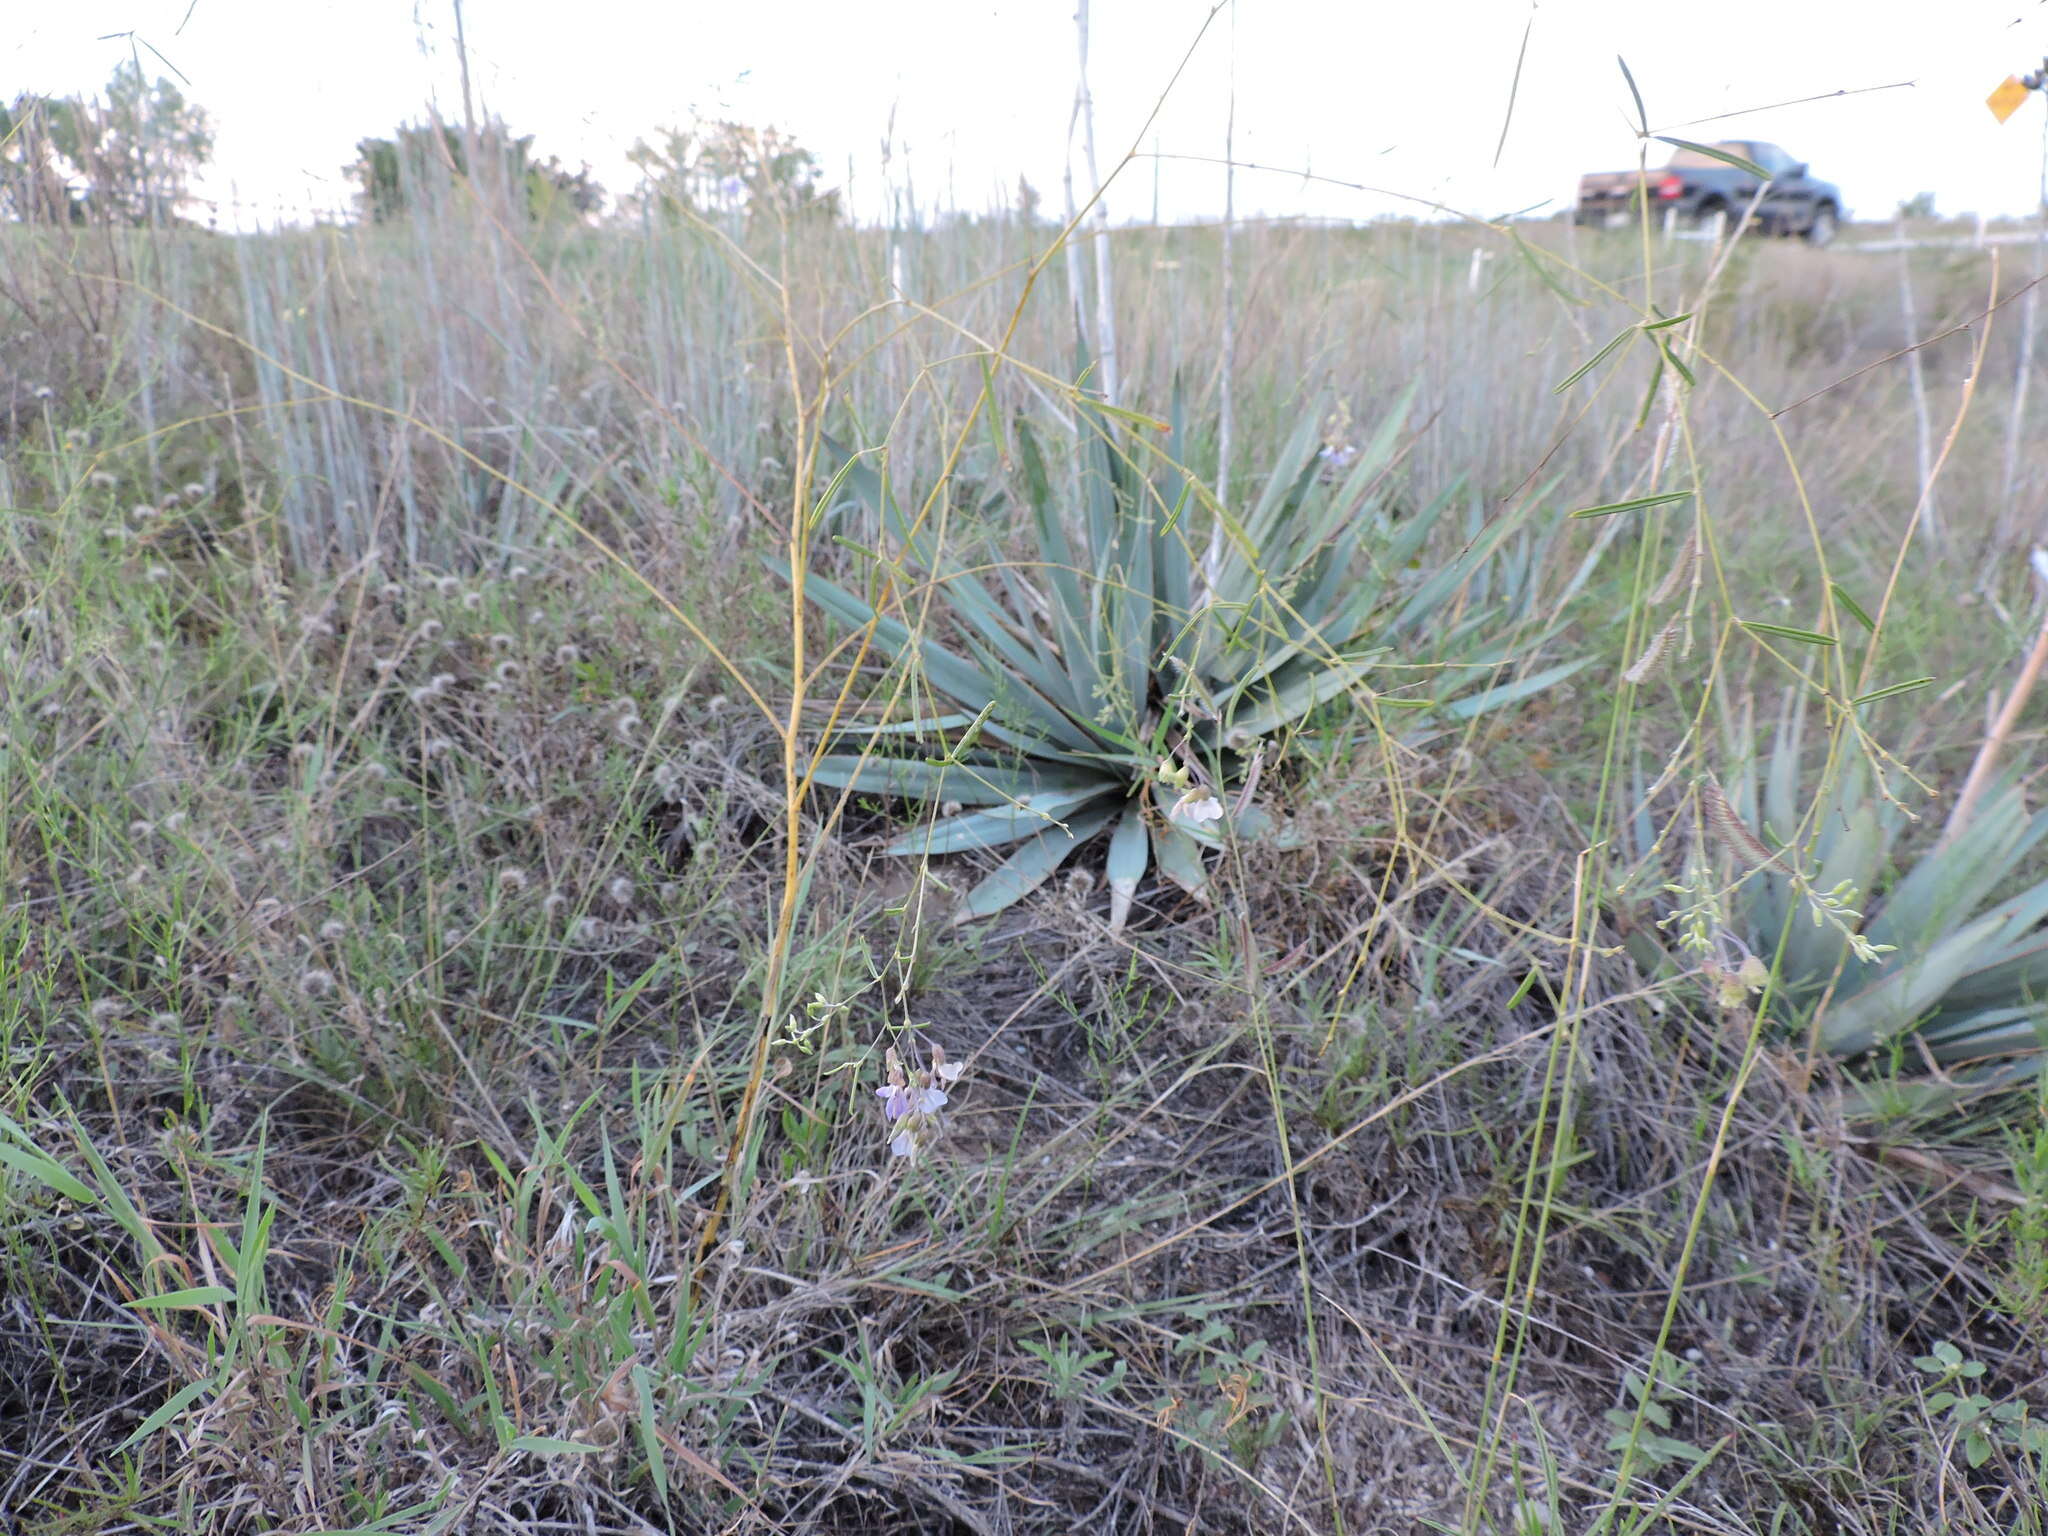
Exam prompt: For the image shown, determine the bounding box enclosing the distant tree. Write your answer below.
[1897,191,1938,220]
[0,62,212,226]
[1015,174,1043,225]
[344,118,603,224]
[627,119,840,224]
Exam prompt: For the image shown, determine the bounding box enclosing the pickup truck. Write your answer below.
[1574,141,1843,246]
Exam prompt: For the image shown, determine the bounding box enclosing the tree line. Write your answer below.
[0,61,838,228]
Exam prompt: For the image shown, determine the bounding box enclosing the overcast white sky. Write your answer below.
[9,1,2048,228]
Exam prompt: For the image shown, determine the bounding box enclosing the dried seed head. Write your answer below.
[461,591,483,612]
[706,694,728,714]
[431,672,456,692]
[494,660,521,682]
[554,644,581,666]
[89,998,124,1022]
[422,736,450,758]
[417,620,443,642]
[298,968,336,997]
[407,685,437,706]
[157,487,181,507]
[489,632,514,651]
[149,1011,181,1030]
[146,565,172,584]
[1622,619,1682,687]
[614,713,641,739]
[162,811,188,831]
[373,656,400,674]
[525,608,545,626]
[289,741,316,760]
[940,800,963,819]
[497,866,530,892]
[181,482,207,501]
[435,575,461,598]
[89,470,118,488]
[379,582,404,601]
[1651,539,1701,606]
[381,796,407,813]
[509,564,530,581]
[575,916,602,942]
[607,876,634,906]
[319,920,348,940]
[362,761,388,780]
[130,503,157,522]
[543,890,567,914]
[1702,780,1783,871]
[129,819,155,836]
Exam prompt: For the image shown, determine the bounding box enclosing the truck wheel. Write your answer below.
[1804,205,1838,247]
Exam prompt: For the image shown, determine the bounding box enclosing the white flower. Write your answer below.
[1171,787,1225,826]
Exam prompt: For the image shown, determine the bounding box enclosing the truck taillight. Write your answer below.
[1656,175,1684,200]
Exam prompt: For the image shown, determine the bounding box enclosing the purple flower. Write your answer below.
[876,1083,913,1121]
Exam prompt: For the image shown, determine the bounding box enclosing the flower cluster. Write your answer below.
[1157,758,1223,827]
[876,1042,963,1161]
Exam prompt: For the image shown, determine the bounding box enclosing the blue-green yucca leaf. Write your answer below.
[1213,405,1329,610]
[1017,421,1105,709]
[1916,1005,2048,1069]
[1212,650,1383,742]
[953,802,1121,924]
[1867,789,2048,953]
[1387,491,1543,639]
[786,564,1091,761]
[1149,816,1212,901]
[807,755,1103,808]
[1435,658,1591,722]
[1153,388,1195,657]
[845,712,977,737]
[883,784,1118,857]
[1819,912,2012,1058]
[1105,801,1150,932]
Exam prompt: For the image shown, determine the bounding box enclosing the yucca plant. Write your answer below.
[1669,695,2048,1091]
[793,390,1584,927]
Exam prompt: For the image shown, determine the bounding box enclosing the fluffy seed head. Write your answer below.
[298,968,336,997]
[319,920,347,941]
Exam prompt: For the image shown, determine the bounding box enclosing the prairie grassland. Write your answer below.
[2,203,2047,1535]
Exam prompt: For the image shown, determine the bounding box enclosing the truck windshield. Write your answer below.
[1667,144,1752,169]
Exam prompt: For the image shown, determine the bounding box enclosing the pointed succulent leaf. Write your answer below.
[952,802,1119,924]
[808,755,1103,807]
[883,784,1116,857]
[1148,818,1213,904]
[1105,801,1150,932]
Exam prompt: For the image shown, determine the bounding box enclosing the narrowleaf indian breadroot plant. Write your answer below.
[1659,694,2048,1093]
[788,388,1587,927]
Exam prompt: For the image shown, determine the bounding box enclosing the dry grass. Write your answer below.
[3,200,2048,1535]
